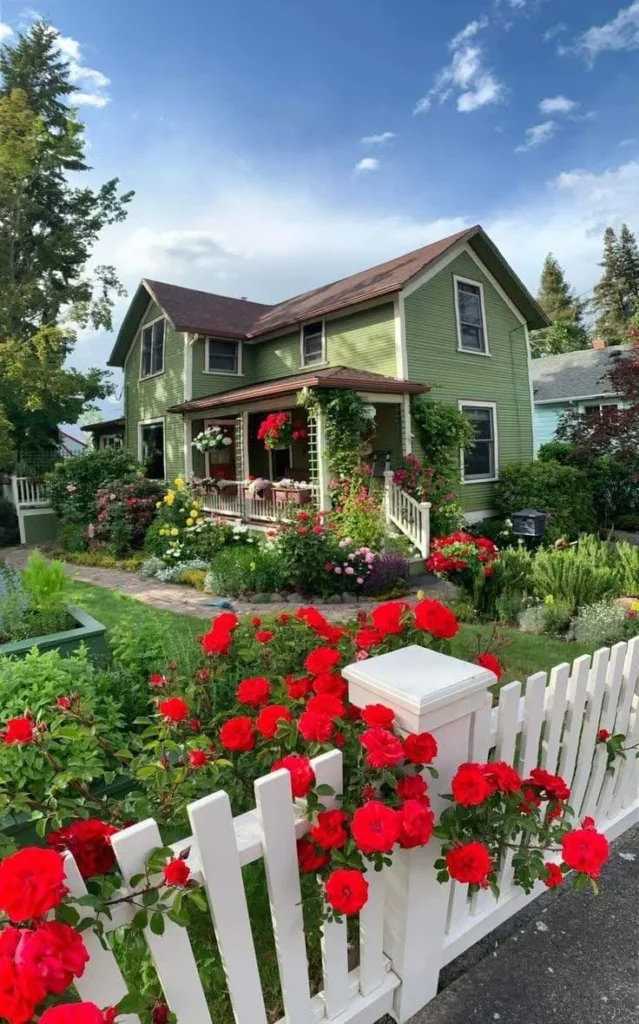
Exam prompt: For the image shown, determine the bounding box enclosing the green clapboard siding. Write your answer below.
[404,250,534,513]
[327,303,396,376]
[123,301,186,481]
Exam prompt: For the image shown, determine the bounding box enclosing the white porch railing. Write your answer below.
[60,639,639,1023]
[195,482,318,524]
[383,471,430,558]
[9,475,49,509]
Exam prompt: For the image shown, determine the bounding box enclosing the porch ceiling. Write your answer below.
[168,365,429,415]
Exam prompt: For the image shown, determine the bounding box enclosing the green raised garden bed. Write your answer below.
[0,605,107,661]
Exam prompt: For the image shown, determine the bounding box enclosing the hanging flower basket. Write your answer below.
[257,412,308,450]
[192,426,234,452]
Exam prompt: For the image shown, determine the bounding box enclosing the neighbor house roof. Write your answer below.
[168,365,429,415]
[109,225,549,366]
[82,416,126,432]
[531,345,627,404]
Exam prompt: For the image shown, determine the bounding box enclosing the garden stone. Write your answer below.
[253,593,275,603]
[286,593,305,604]
[326,594,343,605]
[270,594,285,603]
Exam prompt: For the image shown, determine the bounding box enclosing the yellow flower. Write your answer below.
[632,600,639,613]
[186,518,194,526]
[174,477,185,490]
[155,501,162,509]
[171,527,179,537]
[164,491,175,505]
[544,594,555,606]
[196,518,204,525]
[189,510,198,519]
[416,589,425,601]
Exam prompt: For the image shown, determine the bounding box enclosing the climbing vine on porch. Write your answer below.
[298,387,373,480]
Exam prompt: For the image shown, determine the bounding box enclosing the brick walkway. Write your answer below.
[3,547,452,621]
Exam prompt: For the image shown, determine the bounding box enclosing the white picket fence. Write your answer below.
[383,471,430,558]
[60,639,639,1024]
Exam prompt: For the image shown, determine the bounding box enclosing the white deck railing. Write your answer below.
[196,482,317,524]
[9,475,49,509]
[383,471,430,558]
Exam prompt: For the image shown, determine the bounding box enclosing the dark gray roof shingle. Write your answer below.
[531,346,627,403]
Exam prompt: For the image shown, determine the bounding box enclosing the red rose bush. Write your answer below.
[427,531,498,595]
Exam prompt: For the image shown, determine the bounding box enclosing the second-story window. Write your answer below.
[207,338,240,374]
[455,278,488,354]
[140,318,165,378]
[301,321,325,365]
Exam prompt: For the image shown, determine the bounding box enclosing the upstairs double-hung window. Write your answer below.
[140,318,165,378]
[455,279,488,354]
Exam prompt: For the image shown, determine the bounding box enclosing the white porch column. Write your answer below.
[343,645,494,1023]
[241,411,250,481]
[184,417,193,479]
[401,394,412,456]
[313,408,331,511]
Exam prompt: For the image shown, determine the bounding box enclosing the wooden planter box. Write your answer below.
[213,484,238,498]
[274,489,312,505]
[244,486,273,501]
[0,605,108,662]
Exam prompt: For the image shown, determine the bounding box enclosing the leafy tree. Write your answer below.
[530,253,588,357]
[592,226,639,343]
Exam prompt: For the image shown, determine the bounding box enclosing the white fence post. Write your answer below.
[419,500,431,557]
[343,644,494,1023]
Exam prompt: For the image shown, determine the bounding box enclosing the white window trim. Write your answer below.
[458,400,499,484]
[137,417,166,480]
[138,315,166,381]
[300,319,327,368]
[454,275,490,357]
[578,399,621,415]
[99,433,123,449]
[203,337,244,376]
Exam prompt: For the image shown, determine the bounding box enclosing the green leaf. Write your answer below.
[132,908,149,930]
[150,911,166,935]
[143,888,159,906]
[116,993,145,1014]
[314,784,335,796]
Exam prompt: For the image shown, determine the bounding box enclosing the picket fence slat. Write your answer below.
[255,768,314,1023]
[358,868,386,997]
[111,820,212,1023]
[541,663,570,775]
[519,672,547,777]
[63,854,139,1023]
[188,791,268,1024]
[608,638,639,818]
[465,694,493,919]
[558,654,592,786]
[492,681,521,897]
[570,648,611,816]
[581,643,627,822]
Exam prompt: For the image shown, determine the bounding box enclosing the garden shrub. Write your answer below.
[205,546,289,597]
[0,497,18,547]
[362,553,410,597]
[0,552,70,643]
[480,545,534,623]
[614,542,639,595]
[330,476,387,550]
[47,449,139,527]
[570,600,639,647]
[94,478,164,554]
[59,550,144,572]
[494,461,596,542]
[392,454,463,536]
[151,479,256,563]
[427,532,499,598]
[179,568,208,591]
[531,545,620,616]
[518,601,572,636]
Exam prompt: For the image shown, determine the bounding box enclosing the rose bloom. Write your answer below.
[297,839,330,873]
[298,710,335,743]
[312,672,347,698]
[305,647,341,675]
[219,716,256,752]
[152,1006,170,1024]
[15,920,89,995]
[446,841,492,885]
[397,774,429,802]
[188,749,209,769]
[306,694,345,719]
[544,863,564,889]
[47,820,119,879]
[271,754,315,797]
[158,697,189,723]
[149,674,167,689]
[355,628,383,650]
[527,768,570,802]
[0,848,67,922]
[310,810,349,850]
[236,676,272,707]
[483,761,521,794]
[403,731,438,765]
[361,704,395,729]
[256,704,292,739]
[162,858,191,887]
[398,799,435,849]
[360,727,404,768]
[286,675,312,700]
[201,629,233,656]
[476,652,504,680]
[56,696,71,710]
[2,717,35,745]
[0,956,38,1024]
[256,630,275,644]
[325,869,369,915]
[370,601,409,637]
[39,1004,111,1024]
[251,616,262,627]
[451,763,494,806]
[351,801,401,854]
[561,828,610,878]
[413,599,459,640]
[598,728,611,742]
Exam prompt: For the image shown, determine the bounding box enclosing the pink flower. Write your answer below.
[344,567,355,575]
[66,484,77,493]
[334,567,342,574]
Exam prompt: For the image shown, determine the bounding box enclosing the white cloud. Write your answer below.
[360,132,396,145]
[458,73,504,112]
[74,92,111,108]
[539,95,578,115]
[575,2,639,61]
[414,25,505,115]
[450,19,488,48]
[543,22,567,42]
[52,29,111,108]
[0,22,13,41]
[619,138,637,146]
[515,120,558,152]
[354,157,380,173]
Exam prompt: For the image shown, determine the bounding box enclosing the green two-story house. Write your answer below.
[107,224,546,529]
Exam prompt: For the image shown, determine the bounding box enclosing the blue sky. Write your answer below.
[1,0,638,417]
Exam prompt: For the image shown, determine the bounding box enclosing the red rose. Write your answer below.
[189,718,202,733]
[256,704,292,738]
[158,697,189,723]
[476,653,503,680]
[403,732,438,765]
[188,749,209,768]
[306,694,345,719]
[152,1006,170,1024]
[202,629,232,656]
[397,774,429,802]
[312,672,347,698]
[398,799,435,849]
[325,869,369,915]
[286,675,312,700]
[561,828,609,878]
[355,628,384,650]
[0,848,67,922]
[279,613,290,623]
[251,616,262,627]
[305,647,341,674]
[446,842,492,885]
[581,816,596,829]
[40,1005,107,1024]
[214,611,240,634]
[361,704,395,728]
[163,858,190,887]
[297,839,330,873]
[413,599,459,639]
[298,711,335,743]
[351,800,401,854]
[2,717,35,745]
[483,761,521,794]
[451,763,494,806]
[256,630,275,644]
[272,754,316,797]
[543,863,564,889]
[16,920,89,995]
[0,957,38,1024]
[149,674,167,688]
[237,676,271,707]
[47,820,119,879]
[519,786,542,813]
[371,601,409,637]
[360,727,404,768]
[56,696,71,710]
[527,768,570,802]
[220,716,256,752]
[598,728,611,742]
[310,810,349,850]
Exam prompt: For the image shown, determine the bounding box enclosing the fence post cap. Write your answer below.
[343,644,493,734]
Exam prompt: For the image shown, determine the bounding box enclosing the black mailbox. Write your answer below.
[512,508,548,539]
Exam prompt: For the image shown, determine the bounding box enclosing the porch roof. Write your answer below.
[168,365,429,415]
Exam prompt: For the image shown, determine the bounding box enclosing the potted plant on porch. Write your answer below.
[244,477,273,501]
[192,425,234,452]
[273,478,313,505]
[257,412,307,450]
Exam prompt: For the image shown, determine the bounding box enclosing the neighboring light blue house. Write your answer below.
[531,343,627,451]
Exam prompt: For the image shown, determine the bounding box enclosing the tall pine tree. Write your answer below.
[617,223,639,320]
[592,225,639,343]
[530,253,588,357]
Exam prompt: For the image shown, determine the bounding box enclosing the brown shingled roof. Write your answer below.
[144,280,272,339]
[168,365,429,415]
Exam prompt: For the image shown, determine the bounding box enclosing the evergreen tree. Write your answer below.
[530,253,588,357]
[593,227,629,343]
[617,223,639,320]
